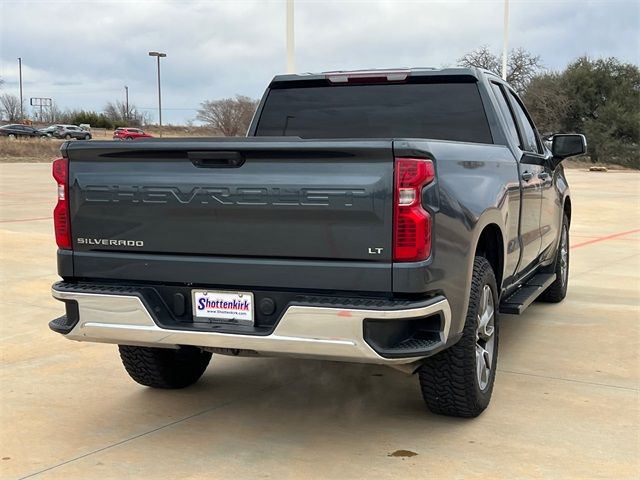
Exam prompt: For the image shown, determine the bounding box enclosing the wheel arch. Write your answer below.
[474,223,505,292]
[563,195,572,226]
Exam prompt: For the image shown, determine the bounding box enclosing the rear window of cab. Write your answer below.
[256,81,493,144]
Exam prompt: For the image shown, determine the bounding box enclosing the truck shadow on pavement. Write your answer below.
[118,355,470,441]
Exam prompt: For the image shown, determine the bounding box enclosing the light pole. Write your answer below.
[124,85,129,125]
[286,0,295,73]
[148,51,166,136]
[18,57,23,121]
[501,0,509,80]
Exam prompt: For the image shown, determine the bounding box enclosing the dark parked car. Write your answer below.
[50,67,586,418]
[0,124,41,138]
[53,125,92,140]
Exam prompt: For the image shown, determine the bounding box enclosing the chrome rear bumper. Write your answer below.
[52,285,452,365]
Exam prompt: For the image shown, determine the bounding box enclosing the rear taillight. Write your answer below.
[52,157,71,249]
[393,158,435,262]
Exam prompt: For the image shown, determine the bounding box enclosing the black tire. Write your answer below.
[418,256,499,418]
[118,345,212,389]
[84,134,91,140]
[539,214,569,303]
[65,134,72,140]
[125,136,133,140]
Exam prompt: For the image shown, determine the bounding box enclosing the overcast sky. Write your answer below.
[1,0,638,124]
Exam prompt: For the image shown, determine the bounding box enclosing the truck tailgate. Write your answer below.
[65,139,394,290]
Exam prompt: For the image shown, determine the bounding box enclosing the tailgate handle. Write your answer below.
[188,151,245,168]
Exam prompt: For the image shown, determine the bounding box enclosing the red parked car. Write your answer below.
[113,127,153,140]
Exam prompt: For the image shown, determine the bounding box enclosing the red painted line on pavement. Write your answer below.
[571,228,640,250]
[0,216,50,224]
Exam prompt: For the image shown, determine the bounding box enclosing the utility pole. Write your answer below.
[124,85,129,124]
[18,57,23,121]
[286,0,295,73]
[501,0,509,80]
[148,51,166,137]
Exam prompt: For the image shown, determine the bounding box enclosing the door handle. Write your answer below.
[538,172,550,181]
[521,171,533,182]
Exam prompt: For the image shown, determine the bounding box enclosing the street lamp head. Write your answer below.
[148,51,167,57]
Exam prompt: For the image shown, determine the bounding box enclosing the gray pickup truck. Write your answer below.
[50,68,586,417]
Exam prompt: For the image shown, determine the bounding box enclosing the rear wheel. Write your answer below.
[418,256,499,418]
[84,134,91,140]
[118,345,212,389]
[65,134,72,140]
[539,214,570,302]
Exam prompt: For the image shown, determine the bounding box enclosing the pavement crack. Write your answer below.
[16,377,299,480]
[570,252,639,279]
[497,369,638,392]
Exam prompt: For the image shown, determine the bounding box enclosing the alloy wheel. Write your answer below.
[475,284,496,391]
[559,227,568,287]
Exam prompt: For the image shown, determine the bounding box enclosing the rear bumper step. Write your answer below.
[51,283,453,365]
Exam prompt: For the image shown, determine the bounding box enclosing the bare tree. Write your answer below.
[507,48,545,93]
[104,100,146,127]
[196,95,258,136]
[41,102,64,124]
[458,46,543,93]
[458,46,501,74]
[0,93,21,122]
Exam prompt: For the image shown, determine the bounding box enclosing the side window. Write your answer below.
[490,83,519,147]
[508,91,541,154]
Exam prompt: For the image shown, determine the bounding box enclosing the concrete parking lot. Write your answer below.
[0,163,638,479]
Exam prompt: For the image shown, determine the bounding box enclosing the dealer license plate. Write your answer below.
[192,290,254,326]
